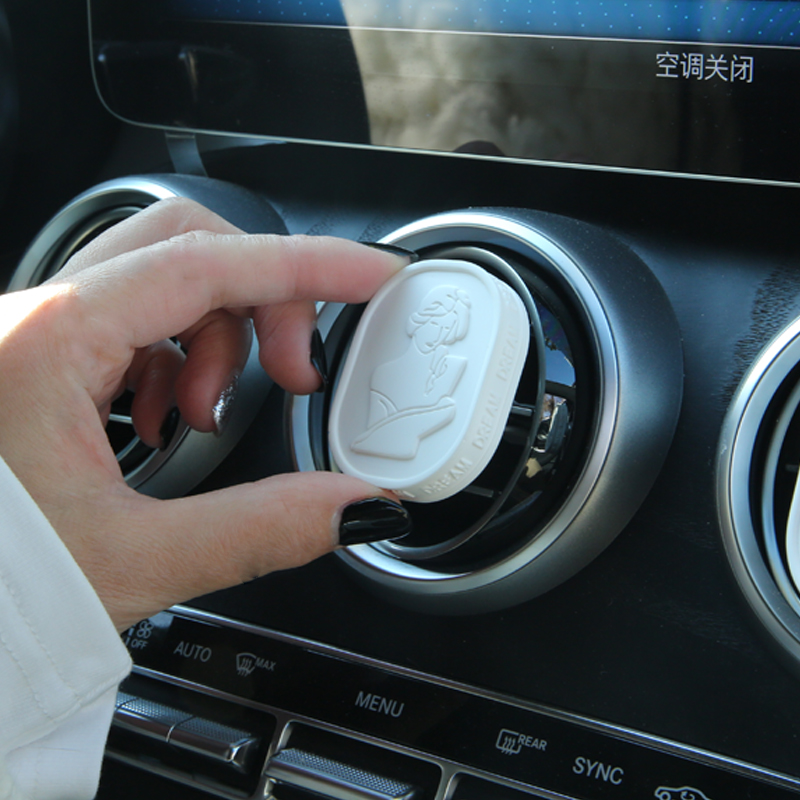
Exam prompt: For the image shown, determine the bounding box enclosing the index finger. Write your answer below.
[54,232,409,352]
[58,197,244,275]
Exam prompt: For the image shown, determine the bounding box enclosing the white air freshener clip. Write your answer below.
[329,259,530,502]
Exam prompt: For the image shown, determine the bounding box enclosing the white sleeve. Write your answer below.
[0,455,133,800]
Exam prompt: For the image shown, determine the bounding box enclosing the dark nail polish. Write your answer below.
[310,327,329,393]
[362,242,420,263]
[159,407,181,451]
[338,498,413,546]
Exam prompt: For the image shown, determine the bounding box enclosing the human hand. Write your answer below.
[0,198,412,631]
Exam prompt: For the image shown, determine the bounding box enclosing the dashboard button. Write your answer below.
[267,748,418,800]
[168,715,260,769]
[113,694,193,743]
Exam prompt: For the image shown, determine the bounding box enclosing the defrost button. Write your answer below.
[329,259,530,502]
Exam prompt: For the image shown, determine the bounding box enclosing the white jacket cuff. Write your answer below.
[0,455,132,799]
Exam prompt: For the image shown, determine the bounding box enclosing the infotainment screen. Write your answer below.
[89,0,800,183]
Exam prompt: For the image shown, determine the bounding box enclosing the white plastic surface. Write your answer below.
[329,259,530,502]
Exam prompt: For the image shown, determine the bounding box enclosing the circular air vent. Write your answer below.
[718,315,800,670]
[290,209,683,613]
[8,179,180,482]
[8,174,282,498]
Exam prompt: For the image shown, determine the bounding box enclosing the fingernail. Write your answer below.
[338,498,413,546]
[362,242,420,263]
[212,374,239,436]
[159,407,181,451]
[310,327,329,393]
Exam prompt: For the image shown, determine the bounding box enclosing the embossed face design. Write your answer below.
[407,286,471,354]
[413,317,449,353]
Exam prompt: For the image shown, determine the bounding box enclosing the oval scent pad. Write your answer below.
[329,259,530,502]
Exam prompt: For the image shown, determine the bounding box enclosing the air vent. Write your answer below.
[290,209,683,613]
[719,315,800,670]
[9,175,282,498]
[8,181,176,480]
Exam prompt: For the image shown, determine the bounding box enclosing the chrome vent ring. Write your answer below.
[290,209,683,613]
[719,315,800,670]
[8,180,183,482]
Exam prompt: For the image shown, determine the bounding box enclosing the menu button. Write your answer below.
[355,690,405,718]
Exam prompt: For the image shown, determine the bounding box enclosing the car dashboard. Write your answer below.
[3,1,800,799]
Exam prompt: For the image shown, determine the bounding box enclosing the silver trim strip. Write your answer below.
[184,19,800,53]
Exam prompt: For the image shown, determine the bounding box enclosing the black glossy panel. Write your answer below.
[89,2,800,183]
[453,776,549,800]
[177,142,800,783]
[119,610,800,799]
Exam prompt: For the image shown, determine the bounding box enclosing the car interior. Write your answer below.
[4,0,800,798]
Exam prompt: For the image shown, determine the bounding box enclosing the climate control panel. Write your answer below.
[110,607,800,800]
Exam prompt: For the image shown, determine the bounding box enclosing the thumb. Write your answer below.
[94,472,411,631]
